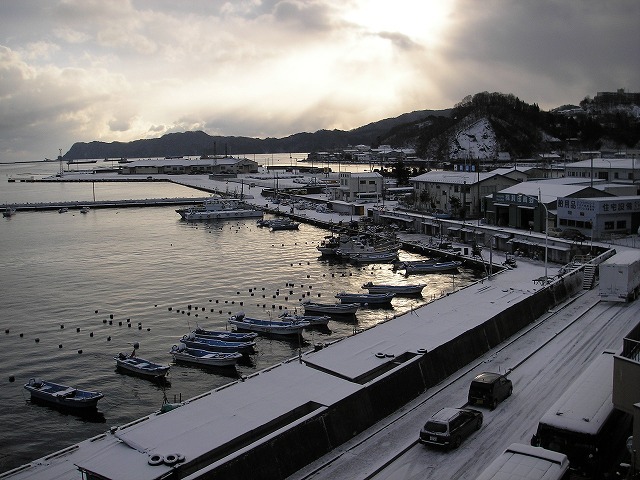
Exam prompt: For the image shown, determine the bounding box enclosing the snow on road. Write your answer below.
[289,288,638,480]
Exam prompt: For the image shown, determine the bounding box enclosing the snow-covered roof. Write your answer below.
[538,350,615,435]
[565,158,640,169]
[497,182,598,205]
[409,171,503,185]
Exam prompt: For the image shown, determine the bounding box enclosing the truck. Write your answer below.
[598,250,640,302]
[474,443,569,480]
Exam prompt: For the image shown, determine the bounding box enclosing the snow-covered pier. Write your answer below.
[2,247,591,480]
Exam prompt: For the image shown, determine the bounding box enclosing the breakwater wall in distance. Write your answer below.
[206,269,584,480]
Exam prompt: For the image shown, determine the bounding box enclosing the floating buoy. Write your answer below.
[19,333,23,338]
[168,307,172,311]
[109,320,113,325]
[95,310,98,314]
[102,319,106,324]
[89,332,94,337]
[110,314,113,319]
[107,336,111,341]
[187,305,192,310]
[4,329,8,334]
[138,325,142,330]
[9,375,15,382]
[119,321,122,326]
[59,344,63,348]
[76,327,81,332]
[78,349,83,354]
[35,338,39,343]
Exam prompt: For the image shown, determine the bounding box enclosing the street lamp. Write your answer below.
[520,191,549,281]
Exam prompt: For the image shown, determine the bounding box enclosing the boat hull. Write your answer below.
[302,301,359,315]
[401,261,462,274]
[192,328,258,342]
[362,282,426,295]
[114,355,170,379]
[228,314,308,336]
[180,334,255,353]
[170,345,241,367]
[24,379,103,410]
[335,292,395,304]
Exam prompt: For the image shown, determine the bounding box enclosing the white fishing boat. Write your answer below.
[362,282,426,295]
[176,197,263,221]
[400,260,462,274]
[24,378,103,410]
[301,301,359,315]
[335,292,395,305]
[192,328,258,342]
[169,344,242,367]
[228,312,309,336]
[269,219,300,231]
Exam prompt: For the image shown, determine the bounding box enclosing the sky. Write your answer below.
[1,0,639,163]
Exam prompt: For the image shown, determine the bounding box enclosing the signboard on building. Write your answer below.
[493,192,538,206]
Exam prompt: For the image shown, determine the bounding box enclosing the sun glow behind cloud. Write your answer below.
[341,0,453,47]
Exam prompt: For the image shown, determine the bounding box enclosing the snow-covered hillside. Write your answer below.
[448,117,497,160]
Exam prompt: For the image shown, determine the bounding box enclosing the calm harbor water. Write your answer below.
[0,157,480,472]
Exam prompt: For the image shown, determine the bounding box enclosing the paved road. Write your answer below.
[288,287,638,480]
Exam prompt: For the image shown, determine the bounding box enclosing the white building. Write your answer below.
[331,172,383,202]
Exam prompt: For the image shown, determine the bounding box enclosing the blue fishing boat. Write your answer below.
[180,333,255,354]
[24,378,103,410]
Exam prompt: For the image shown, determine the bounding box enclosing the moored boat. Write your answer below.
[335,292,395,305]
[401,260,462,274]
[169,344,242,367]
[341,250,398,264]
[228,312,309,336]
[24,378,103,409]
[192,328,258,342]
[114,350,170,380]
[278,312,331,326]
[176,197,263,221]
[269,219,300,231]
[301,301,359,315]
[180,333,255,354]
[362,282,426,295]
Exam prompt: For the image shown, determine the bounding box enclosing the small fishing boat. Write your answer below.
[316,235,340,255]
[3,207,16,218]
[362,282,426,295]
[335,292,395,305]
[192,328,258,342]
[301,301,359,315]
[269,219,300,231]
[176,197,263,221]
[24,378,103,410]
[180,333,255,354]
[80,206,90,214]
[114,345,170,380]
[400,260,462,274]
[169,344,242,367]
[228,312,309,336]
[58,207,69,213]
[278,312,331,326]
[344,250,398,264]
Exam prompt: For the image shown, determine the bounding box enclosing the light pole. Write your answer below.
[520,191,549,280]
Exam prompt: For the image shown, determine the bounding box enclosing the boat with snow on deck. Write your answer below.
[278,312,331,326]
[170,344,242,367]
[228,312,309,336]
[24,378,104,410]
[180,333,255,354]
[192,328,258,342]
[400,260,462,274]
[301,301,359,315]
[114,353,170,380]
[176,197,263,221]
[335,292,395,305]
[362,282,426,295]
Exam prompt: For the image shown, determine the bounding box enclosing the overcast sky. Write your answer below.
[1,0,639,162]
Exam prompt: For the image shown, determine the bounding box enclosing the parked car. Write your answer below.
[547,227,563,238]
[468,372,513,410]
[419,407,483,449]
[560,228,587,241]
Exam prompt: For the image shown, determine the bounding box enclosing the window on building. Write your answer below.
[617,220,627,229]
[604,221,614,230]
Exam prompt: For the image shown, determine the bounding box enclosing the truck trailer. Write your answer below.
[599,250,640,302]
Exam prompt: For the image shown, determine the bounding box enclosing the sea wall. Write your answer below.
[203,270,584,480]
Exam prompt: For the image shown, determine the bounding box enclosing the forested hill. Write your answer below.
[63,109,449,160]
[64,91,640,160]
